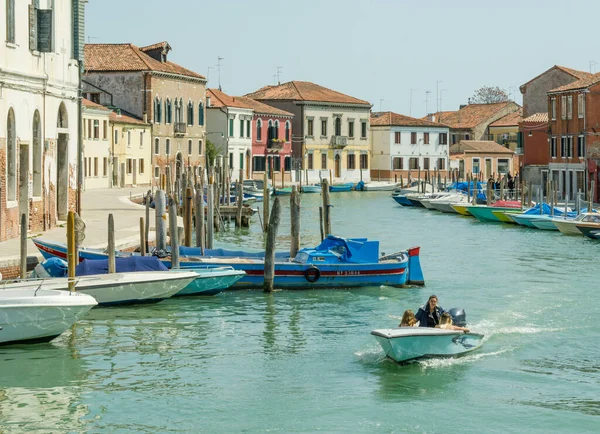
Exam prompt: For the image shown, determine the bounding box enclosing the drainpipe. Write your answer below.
[77,63,83,216]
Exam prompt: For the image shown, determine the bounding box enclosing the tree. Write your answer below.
[205,139,219,167]
[470,86,509,104]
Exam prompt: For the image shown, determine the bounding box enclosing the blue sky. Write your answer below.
[86,0,599,117]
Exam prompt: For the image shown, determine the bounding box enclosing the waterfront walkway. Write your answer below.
[0,187,154,276]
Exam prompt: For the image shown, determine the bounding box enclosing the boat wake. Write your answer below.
[415,347,514,369]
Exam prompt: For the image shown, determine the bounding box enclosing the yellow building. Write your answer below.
[486,109,523,152]
[450,140,517,180]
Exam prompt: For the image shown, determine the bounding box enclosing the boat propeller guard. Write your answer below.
[304,266,321,283]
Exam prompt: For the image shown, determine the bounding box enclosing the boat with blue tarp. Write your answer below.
[329,182,354,192]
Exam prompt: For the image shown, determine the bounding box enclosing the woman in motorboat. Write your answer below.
[399,310,419,327]
[436,313,470,333]
[415,295,446,327]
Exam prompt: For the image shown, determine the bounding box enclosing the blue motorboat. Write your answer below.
[301,185,322,194]
[392,194,415,206]
[329,182,354,192]
[34,237,425,290]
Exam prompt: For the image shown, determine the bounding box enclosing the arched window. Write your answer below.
[256,119,262,141]
[154,97,162,123]
[6,108,16,201]
[274,120,280,139]
[198,139,203,155]
[335,117,341,136]
[285,121,290,142]
[154,138,160,155]
[188,139,193,154]
[165,138,171,155]
[6,0,15,43]
[154,166,160,178]
[187,101,194,126]
[32,110,42,196]
[198,102,204,126]
[178,98,184,123]
[165,99,172,124]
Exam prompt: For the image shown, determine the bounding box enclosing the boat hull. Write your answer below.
[451,204,473,215]
[362,182,400,191]
[392,195,414,206]
[371,328,484,363]
[553,219,583,235]
[469,206,522,223]
[530,219,558,231]
[330,183,354,192]
[0,289,96,345]
[172,268,246,296]
[575,223,600,239]
[301,185,322,194]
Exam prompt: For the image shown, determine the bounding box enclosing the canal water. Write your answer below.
[1,192,599,433]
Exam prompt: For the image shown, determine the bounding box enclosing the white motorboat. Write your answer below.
[361,181,401,191]
[429,193,469,213]
[3,271,198,306]
[553,212,600,236]
[391,180,434,196]
[0,286,97,345]
[371,327,484,363]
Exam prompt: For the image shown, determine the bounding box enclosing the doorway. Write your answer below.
[485,158,492,179]
[132,159,137,186]
[334,154,341,178]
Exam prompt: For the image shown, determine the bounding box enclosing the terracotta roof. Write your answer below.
[84,43,205,79]
[549,72,600,93]
[234,97,293,117]
[370,111,447,128]
[82,98,111,111]
[140,41,170,52]
[520,65,592,91]
[108,108,148,125]
[450,140,515,154]
[245,81,370,106]
[522,112,548,123]
[489,109,523,127]
[426,102,517,129]
[206,89,253,109]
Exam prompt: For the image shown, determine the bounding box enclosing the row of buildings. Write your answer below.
[2,1,600,242]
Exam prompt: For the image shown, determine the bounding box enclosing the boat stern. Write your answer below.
[406,246,424,286]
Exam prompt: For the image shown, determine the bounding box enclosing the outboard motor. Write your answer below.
[447,307,467,327]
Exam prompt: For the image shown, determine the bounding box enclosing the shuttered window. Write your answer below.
[37,9,53,52]
[6,0,15,43]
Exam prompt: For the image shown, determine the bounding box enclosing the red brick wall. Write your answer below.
[520,122,549,166]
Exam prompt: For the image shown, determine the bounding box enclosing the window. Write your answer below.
[253,156,266,171]
[29,4,53,52]
[465,134,470,140]
[84,158,87,177]
[578,135,586,158]
[154,138,160,155]
[87,119,92,138]
[126,158,132,174]
[93,120,99,139]
[560,136,566,157]
[103,121,108,139]
[411,132,417,144]
[257,119,262,141]
[472,158,480,174]
[497,159,509,174]
[187,101,194,126]
[229,118,234,136]
[284,156,291,171]
[87,158,91,178]
[409,157,418,170]
[188,139,193,154]
[578,94,585,119]
[154,166,160,178]
[567,136,573,158]
[139,131,144,147]
[127,131,131,147]
[307,119,314,136]
[165,138,170,155]
[165,99,172,124]
[439,133,448,145]
[321,119,327,137]
[321,153,327,169]
[239,152,244,170]
[103,157,108,176]
[94,157,98,176]
[361,121,367,138]
[275,120,280,138]
[247,120,251,138]
[551,98,556,120]
[198,140,203,155]
[198,102,204,126]
[550,136,557,158]
[360,154,368,169]
[437,158,445,170]
[393,157,403,170]
[285,121,290,141]
[273,156,281,171]
[348,121,354,138]
[154,97,162,123]
[334,117,342,136]
[114,129,119,144]
[308,153,314,170]
[347,153,356,169]
[451,133,457,145]
[423,157,430,170]
[240,119,244,138]
[229,152,233,169]
[561,96,567,120]
[567,95,573,120]
[139,159,144,174]
[424,132,430,144]
[6,0,15,43]
[394,132,401,144]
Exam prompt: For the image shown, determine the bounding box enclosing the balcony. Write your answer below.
[330,135,348,147]
[268,139,285,151]
[174,122,186,136]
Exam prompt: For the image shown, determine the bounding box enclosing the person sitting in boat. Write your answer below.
[436,312,470,333]
[415,295,445,328]
[399,310,419,327]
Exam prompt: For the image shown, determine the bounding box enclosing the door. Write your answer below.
[485,159,492,179]
[334,154,341,178]
[132,159,137,186]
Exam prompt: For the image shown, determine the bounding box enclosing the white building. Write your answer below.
[370,112,450,180]
[82,99,111,190]
[0,0,86,240]
[206,89,253,182]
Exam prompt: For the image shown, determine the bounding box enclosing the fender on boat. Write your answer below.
[406,246,424,286]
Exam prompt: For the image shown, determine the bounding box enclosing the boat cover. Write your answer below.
[75,256,168,276]
[523,203,575,217]
[178,246,289,259]
[313,236,378,263]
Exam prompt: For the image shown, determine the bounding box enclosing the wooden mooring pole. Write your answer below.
[169,195,180,269]
[263,171,270,233]
[20,213,27,279]
[108,213,115,274]
[155,190,167,251]
[139,217,146,256]
[67,211,76,291]
[321,178,332,236]
[184,186,193,246]
[290,185,300,258]
[207,182,214,249]
[195,184,205,253]
[264,197,281,293]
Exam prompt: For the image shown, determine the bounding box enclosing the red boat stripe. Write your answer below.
[244,268,405,276]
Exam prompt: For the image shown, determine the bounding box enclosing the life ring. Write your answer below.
[304,266,321,283]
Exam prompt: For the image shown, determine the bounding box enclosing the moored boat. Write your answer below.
[329,182,354,192]
[468,201,523,223]
[552,212,600,236]
[273,187,293,195]
[361,181,400,191]
[301,185,322,194]
[450,204,474,216]
[576,222,600,239]
[0,286,97,345]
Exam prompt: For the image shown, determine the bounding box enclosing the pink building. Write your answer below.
[236,97,294,181]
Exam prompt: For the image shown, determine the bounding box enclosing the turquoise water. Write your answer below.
[1,192,599,433]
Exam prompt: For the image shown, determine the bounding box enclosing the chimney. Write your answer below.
[206,96,211,107]
[459,104,467,110]
[143,112,148,123]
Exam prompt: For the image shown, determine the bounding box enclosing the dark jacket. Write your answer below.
[415,303,445,327]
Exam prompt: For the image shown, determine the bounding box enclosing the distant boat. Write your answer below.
[0,286,96,345]
[467,201,523,223]
[329,182,354,192]
[553,212,600,235]
[301,185,322,194]
[273,187,293,195]
[361,181,400,191]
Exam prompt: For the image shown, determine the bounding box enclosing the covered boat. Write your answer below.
[301,185,322,193]
[330,182,354,192]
